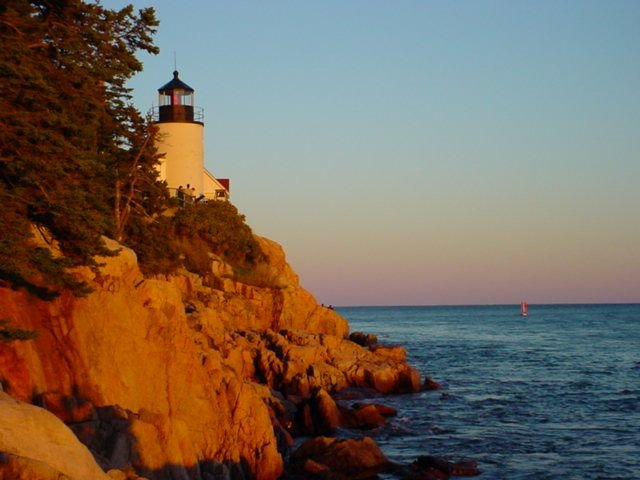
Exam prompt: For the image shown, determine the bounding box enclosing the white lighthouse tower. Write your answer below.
[154,71,229,200]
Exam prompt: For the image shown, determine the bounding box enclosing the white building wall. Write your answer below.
[155,122,204,195]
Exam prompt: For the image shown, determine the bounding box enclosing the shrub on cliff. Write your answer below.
[123,214,182,275]
[171,202,266,278]
[0,320,38,342]
[172,202,265,267]
[124,201,266,279]
[232,263,287,289]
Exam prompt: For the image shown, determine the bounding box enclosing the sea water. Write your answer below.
[337,304,640,479]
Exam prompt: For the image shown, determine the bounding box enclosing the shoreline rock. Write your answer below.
[288,436,394,480]
[0,236,436,479]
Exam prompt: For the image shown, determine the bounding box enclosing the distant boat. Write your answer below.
[520,301,528,317]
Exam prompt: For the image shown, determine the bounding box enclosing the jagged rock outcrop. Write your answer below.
[0,236,421,479]
[178,236,349,338]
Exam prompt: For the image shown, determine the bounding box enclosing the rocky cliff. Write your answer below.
[0,236,421,480]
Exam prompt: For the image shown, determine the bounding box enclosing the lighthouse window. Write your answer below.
[181,92,193,106]
[159,92,172,106]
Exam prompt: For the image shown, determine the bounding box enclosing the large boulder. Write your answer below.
[292,436,392,479]
[311,388,342,434]
[0,392,109,480]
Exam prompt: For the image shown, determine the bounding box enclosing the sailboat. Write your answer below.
[520,301,528,317]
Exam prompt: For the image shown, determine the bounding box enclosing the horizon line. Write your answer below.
[333,301,640,309]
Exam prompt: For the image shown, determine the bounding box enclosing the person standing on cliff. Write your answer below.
[177,185,185,207]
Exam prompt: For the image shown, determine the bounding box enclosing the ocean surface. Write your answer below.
[337,304,640,480]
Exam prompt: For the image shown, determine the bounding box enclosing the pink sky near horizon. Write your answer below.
[280,205,640,306]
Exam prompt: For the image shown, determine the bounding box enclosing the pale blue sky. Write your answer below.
[104,0,640,305]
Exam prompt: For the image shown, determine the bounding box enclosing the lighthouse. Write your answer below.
[153,70,229,201]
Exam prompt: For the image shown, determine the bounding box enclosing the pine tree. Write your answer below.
[0,0,161,298]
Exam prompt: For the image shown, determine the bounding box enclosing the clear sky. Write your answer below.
[103,0,640,306]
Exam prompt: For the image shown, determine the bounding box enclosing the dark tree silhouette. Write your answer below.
[0,0,161,298]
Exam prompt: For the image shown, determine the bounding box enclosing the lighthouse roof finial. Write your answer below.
[158,70,194,93]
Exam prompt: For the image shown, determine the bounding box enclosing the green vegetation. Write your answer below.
[129,201,265,278]
[0,0,265,298]
[1,0,161,298]
[233,263,286,289]
[0,320,38,342]
[172,202,265,269]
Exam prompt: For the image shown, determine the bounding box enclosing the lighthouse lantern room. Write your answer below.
[158,70,198,122]
[153,70,228,201]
